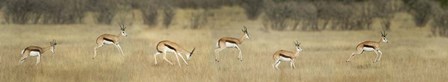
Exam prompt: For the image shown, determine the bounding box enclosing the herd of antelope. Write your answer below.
[18,24,388,70]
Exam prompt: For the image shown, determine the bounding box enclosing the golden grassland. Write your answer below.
[1,7,448,82]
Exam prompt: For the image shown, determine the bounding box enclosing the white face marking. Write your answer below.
[244,33,250,39]
[363,47,375,51]
[382,37,388,43]
[225,42,238,48]
[29,51,40,57]
[296,46,303,52]
[279,56,292,61]
[103,40,114,45]
[51,47,55,53]
[185,54,192,60]
[121,31,127,37]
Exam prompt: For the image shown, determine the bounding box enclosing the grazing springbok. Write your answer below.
[153,40,196,67]
[19,40,57,65]
[214,26,250,62]
[272,41,303,70]
[93,24,127,59]
[346,31,388,63]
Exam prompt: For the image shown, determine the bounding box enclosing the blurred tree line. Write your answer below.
[0,0,448,37]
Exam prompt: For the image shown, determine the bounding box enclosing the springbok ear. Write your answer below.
[242,26,247,32]
[294,40,301,46]
[120,24,126,31]
[294,41,298,46]
[51,40,57,45]
[381,30,388,37]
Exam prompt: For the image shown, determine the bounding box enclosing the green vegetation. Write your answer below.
[0,0,448,36]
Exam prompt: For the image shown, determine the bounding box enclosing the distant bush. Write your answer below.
[431,1,448,37]
[263,1,293,31]
[140,5,159,26]
[262,0,403,31]
[0,0,5,8]
[403,0,432,27]
[162,6,175,28]
[0,0,447,37]
[90,0,120,24]
[3,0,87,24]
[190,10,209,29]
[241,0,263,20]
[432,13,448,37]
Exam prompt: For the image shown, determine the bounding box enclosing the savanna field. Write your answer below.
[1,7,448,82]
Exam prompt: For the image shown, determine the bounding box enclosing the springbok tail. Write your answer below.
[216,42,218,48]
[216,40,220,48]
[20,49,25,55]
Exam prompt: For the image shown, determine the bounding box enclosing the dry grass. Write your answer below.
[1,7,448,82]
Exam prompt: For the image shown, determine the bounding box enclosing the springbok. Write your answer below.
[346,31,388,63]
[93,24,127,59]
[272,41,303,70]
[153,40,196,67]
[19,40,57,65]
[214,26,250,62]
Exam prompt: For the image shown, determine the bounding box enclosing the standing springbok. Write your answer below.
[153,40,196,67]
[19,40,57,65]
[93,24,127,59]
[214,26,250,62]
[346,31,388,63]
[272,41,303,70]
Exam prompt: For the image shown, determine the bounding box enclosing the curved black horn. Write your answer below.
[242,26,247,32]
[381,30,387,37]
[51,40,57,45]
[294,40,298,45]
[119,24,126,30]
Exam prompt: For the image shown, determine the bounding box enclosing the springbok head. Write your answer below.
[186,48,196,60]
[294,41,302,52]
[120,24,128,37]
[242,26,250,39]
[381,30,388,43]
[50,40,57,55]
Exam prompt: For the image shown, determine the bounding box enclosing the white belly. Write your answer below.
[103,40,114,45]
[225,42,238,48]
[363,47,375,51]
[29,51,40,57]
[279,56,292,61]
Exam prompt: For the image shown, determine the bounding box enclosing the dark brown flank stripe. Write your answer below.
[218,39,237,48]
[165,44,177,51]
[363,44,375,49]
[26,48,42,54]
[103,37,115,43]
[225,40,237,44]
[279,53,292,58]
